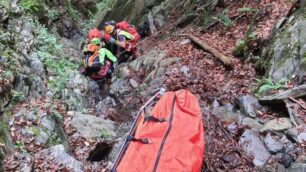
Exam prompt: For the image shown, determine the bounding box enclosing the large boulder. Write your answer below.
[35,145,84,172]
[263,9,306,81]
[64,72,90,111]
[238,95,261,118]
[241,117,263,131]
[239,129,271,167]
[260,118,292,133]
[71,113,116,139]
[8,17,35,54]
[264,133,284,154]
[212,104,243,123]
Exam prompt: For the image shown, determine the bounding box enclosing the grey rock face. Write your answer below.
[267,13,306,81]
[36,145,84,172]
[212,105,242,123]
[71,113,116,139]
[110,78,132,96]
[260,118,292,132]
[29,53,45,77]
[129,79,139,88]
[238,95,261,117]
[65,72,90,111]
[241,117,263,131]
[286,127,300,142]
[239,129,271,167]
[0,5,8,22]
[287,163,306,172]
[35,130,49,145]
[95,97,117,117]
[264,133,284,154]
[297,132,306,144]
[28,77,47,99]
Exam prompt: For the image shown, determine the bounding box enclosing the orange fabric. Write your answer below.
[117,90,205,172]
[86,44,99,53]
[87,52,98,67]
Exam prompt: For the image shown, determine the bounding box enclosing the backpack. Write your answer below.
[116,21,141,43]
[88,28,101,41]
[83,52,99,68]
[89,60,112,80]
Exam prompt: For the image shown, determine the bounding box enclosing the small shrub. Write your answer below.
[100,128,112,139]
[11,90,25,103]
[34,22,78,97]
[2,70,13,79]
[255,78,288,96]
[233,32,258,57]
[20,0,43,13]
[14,141,25,151]
[233,39,247,57]
[212,9,233,27]
[35,22,61,54]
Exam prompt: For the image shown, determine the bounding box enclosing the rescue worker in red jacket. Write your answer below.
[102,21,138,64]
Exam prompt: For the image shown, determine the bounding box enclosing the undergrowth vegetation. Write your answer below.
[34,22,78,97]
[254,78,288,96]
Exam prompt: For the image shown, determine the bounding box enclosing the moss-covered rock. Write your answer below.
[262,7,306,81]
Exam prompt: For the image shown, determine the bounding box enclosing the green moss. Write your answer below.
[0,111,12,160]
[200,10,214,27]
[20,0,44,14]
[233,39,247,57]
[254,77,288,96]
[30,126,40,136]
[0,118,9,145]
[47,131,61,146]
[302,54,306,69]
[254,55,271,75]
[100,128,112,139]
[65,0,80,21]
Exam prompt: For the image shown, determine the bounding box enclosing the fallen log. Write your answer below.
[187,34,232,66]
